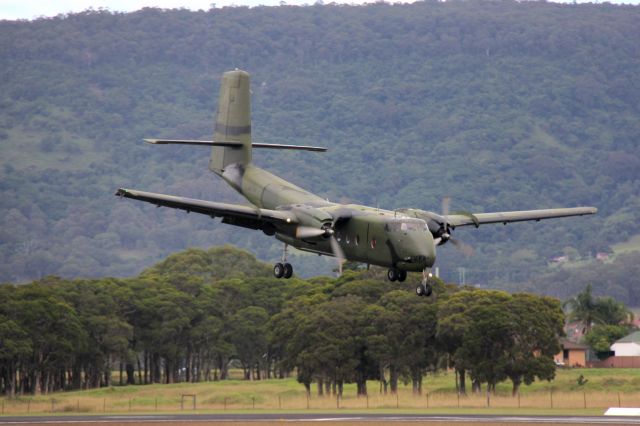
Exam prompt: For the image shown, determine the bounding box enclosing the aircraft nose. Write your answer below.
[402,233,436,270]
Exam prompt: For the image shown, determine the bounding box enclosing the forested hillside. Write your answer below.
[1,1,639,290]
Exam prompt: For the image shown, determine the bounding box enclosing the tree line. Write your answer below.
[0,246,565,397]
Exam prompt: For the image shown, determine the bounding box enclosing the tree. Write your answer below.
[376,290,439,395]
[230,306,269,380]
[564,284,634,335]
[439,289,564,396]
[585,324,634,358]
[563,284,600,334]
[503,294,563,395]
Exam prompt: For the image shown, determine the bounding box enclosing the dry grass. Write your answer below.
[2,368,640,416]
[0,390,635,415]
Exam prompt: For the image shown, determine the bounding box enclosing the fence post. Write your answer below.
[336,394,340,409]
[103,398,106,413]
[583,392,586,409]
[517,392,520,409]
[77,399,80,412]
[155,398,158,412]
[194,395,197,411]
[618,392,621,408]
[486,391,490,408]
[278,395,281,409]
[224,397,227,411]
[426,392,429,409]
[181,396,183,411]
[457,392,460,408]
[396,392,399,409]
[27,399,30,414]
[51,399,54,413]
[550,389,553,409]
[252,397,255,410]
[129,398,131,412]
[366,394,369,409]
[306,393,309,410]
[2,400,4,415]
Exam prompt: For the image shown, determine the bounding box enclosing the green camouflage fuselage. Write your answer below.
[220,163,436,271]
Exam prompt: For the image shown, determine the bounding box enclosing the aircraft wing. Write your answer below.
[115,188,297,230]
[445,207,598,228]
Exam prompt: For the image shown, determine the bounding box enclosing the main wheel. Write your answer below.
[387,268,399,282]
[283,263,293,279]
[398,270,407,282]
[416,284,425,296]
[424,283,433,297]
[273,262,285,279]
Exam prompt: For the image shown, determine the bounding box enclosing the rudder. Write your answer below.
[209,70,252,174]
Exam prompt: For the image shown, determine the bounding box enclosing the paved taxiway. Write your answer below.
[1,413,640,425]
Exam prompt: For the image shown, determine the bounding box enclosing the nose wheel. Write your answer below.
[416,268,433,297]
[274,244,294,279]
[416,283,432,297]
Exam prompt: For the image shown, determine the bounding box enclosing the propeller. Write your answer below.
[290,207,351,276]
[435,197,475,256]
[295,226,328,239]
[329,234,346,277]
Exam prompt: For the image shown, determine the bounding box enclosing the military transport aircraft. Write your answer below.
[116,70,596,297]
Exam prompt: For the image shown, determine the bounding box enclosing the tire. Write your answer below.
[273,262,285,279]
[387,268,399,282]
[416,284,425,296]
[283,263,293,279]
[398,270,407,282]
[424,283,433,297]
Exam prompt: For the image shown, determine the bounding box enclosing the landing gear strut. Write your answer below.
[416,269,433,297]
[274,244,293,279]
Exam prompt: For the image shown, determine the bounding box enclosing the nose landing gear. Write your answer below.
[273,244,294,279]
[416,269,433,297]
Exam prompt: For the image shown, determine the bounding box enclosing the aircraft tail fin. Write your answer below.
[209,70,252,175]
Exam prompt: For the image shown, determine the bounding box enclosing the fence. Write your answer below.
[588,356,640,368]
[0,391,635,415]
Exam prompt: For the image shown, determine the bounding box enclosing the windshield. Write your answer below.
[385,220,427,232]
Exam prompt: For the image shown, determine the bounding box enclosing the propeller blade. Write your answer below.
[442,196,451,218]
[329,236,346,277]
[450,237,475,256]
[295,226,327,239]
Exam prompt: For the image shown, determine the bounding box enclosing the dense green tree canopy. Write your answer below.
[0,245,565,397]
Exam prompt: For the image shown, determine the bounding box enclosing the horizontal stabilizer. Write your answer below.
[144,139,327,152]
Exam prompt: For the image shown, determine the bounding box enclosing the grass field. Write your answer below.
[612,234,640,255]
[3,368,640,416]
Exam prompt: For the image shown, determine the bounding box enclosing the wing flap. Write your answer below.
[447,207,597,227]
[115,188,297,227]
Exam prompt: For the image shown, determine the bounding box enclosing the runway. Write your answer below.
[1,413,640,425]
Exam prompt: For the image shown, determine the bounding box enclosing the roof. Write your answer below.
[560,338,589,350]
[614,331,640,344]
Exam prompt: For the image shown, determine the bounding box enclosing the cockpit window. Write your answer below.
[385,220,427,232]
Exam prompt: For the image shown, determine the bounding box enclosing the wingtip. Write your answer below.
[143,139,158,144]
[115,188,128,196]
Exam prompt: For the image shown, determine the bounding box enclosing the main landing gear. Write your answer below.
[415,269,433,297]
[274,244,293,279]
[387,267,407,282]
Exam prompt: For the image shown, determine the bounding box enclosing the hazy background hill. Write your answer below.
[1,1,639,301]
